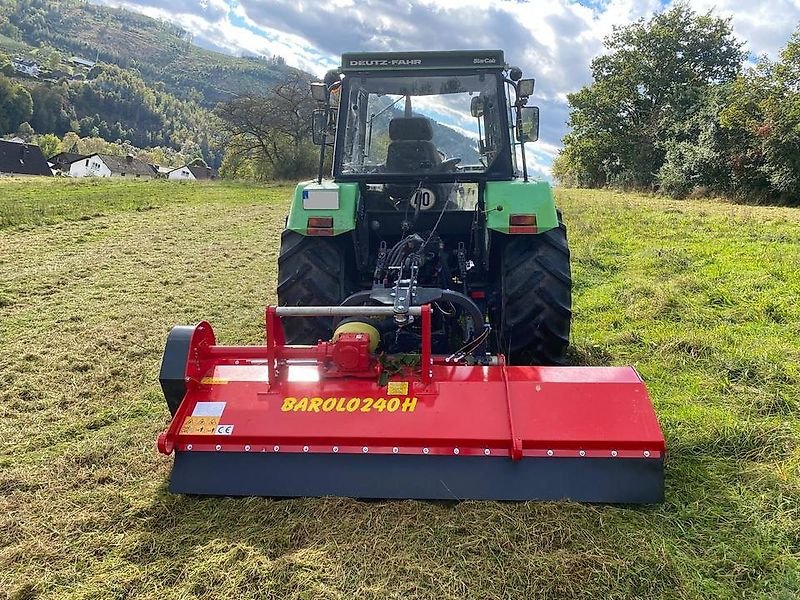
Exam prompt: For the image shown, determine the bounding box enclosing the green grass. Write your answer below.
[1,180,798,599]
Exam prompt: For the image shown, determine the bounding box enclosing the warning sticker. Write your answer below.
[180,416,220,435]
[180,402,226,435]
[387,381,409,395]
[200,377,228,385]
[191,402,226,417]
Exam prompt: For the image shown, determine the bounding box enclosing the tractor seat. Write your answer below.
[385,117,441,173]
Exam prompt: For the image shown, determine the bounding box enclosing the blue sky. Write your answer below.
[96,0,800,178]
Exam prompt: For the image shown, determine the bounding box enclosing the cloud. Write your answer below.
[93,0,800,175]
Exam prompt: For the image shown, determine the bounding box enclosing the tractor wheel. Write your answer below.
[493,217,572,365]
[277,230,356,344]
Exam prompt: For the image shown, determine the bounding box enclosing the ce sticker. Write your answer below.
[214,424,234,435]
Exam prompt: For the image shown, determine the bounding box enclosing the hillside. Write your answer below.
[0,0,298,166]
[0,1,481,171]
[0,0,293,105]
[1,179,798,599]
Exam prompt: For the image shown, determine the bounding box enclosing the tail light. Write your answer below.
[307,216,334,236]
[509,214,537,234]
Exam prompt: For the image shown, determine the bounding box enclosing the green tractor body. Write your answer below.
[278,50,571,365]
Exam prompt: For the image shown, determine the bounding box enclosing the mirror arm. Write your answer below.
[316,105,329,184]
[516,105,529,183]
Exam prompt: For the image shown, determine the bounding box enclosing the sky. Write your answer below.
[95,0,800,178]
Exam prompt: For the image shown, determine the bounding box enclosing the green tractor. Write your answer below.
[278,50,571,365]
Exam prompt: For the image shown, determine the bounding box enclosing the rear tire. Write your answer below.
[277,230,356,344]
[493,217,572,365]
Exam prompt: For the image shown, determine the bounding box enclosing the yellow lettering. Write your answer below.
[283,396,418,414]
[401,397,417,412]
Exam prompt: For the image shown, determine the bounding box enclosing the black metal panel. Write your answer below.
[158,325,195,416]
[169,452,664,504]
[341,50,505,72]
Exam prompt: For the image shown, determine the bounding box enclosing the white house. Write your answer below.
[12,60,40,78]
[68,154,156,179]
[167,164,216,180]
[70,154,111,177]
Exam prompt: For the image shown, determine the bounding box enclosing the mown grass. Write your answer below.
[1,180,798,599]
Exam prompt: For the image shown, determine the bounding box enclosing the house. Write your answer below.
[67,154,156,179]
[11,59,40,78]
[70,56,96,68]
[49,152,87,174]
[167,164,217,180]
[0,140,53,176]
[153,165,173,178]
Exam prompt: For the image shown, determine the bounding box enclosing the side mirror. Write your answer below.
[470,96,484,118]
[517,78,535,99]
[310,82,327,103]
[311,108,329,145]
[517,106,539,143]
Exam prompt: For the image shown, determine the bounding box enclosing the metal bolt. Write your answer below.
[362,446,369,453]
[333,446,339,453]
[547,449,554,456]
[185,377,191,382]
[484,448,490,456]
[611,450,617,457]
[303,445,309,453]
[215,444,221,451]
[187,444,193,451]
[535,384,542,392]
[644,450,650,458]
[244,445,251,452]
[392,447,399,454]
[423,447,430,454]
[273,445,280,452]
[579,450,586,457]
[453,448,460,455]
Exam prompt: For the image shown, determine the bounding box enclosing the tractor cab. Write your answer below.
[311,50,540,213]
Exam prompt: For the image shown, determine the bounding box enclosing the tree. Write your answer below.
[0,74,33,134]
[36,132,60,158]
[556,4,745,190]
[61,131,80,153]
[215,71,317,180]
[30,83,74,136]
[16,121,34,140]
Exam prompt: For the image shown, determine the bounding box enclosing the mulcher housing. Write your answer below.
[158,307,665,501]
[157,50,666,502]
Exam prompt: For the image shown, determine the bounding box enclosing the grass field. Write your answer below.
[1,178,799,599]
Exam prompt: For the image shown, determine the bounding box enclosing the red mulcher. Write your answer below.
[157,305,665,502]
[157,50,665,502]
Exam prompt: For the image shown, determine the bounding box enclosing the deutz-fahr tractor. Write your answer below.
[278,50,570,366]
[156,50,665,502]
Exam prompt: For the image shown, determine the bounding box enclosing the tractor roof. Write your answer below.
[340,50,505,73]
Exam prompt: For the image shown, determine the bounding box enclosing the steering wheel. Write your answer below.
[439,157,461,172]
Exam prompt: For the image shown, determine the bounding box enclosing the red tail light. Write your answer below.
[307,217,334,236]
[509,214,537,234]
